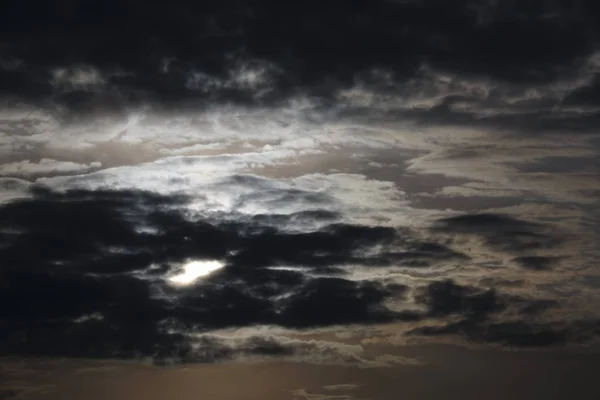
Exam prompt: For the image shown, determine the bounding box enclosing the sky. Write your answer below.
[1,1,600,399]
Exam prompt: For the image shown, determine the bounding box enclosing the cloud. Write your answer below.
[518,299,559,316]
[0,187,437,361]
[170,334,364,365]
[1,0,598,114]
[407,320,571,348]
[0,158,102,177]
[184,59,281,99]
[323,384,361,392]
[49,66,125,91]
[37,156,431,228]
[431,213,561,253]
[1,0,599,365]
[512,256,557,271]
[0,178,31,203]
[178,333,420,368]
[404,278,600,348]
[291,389,360,400]
[416,279,503,320]
[1,183,599,362]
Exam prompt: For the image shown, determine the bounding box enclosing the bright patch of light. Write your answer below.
[167,260,224,286]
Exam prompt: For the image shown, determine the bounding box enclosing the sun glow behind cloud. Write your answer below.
[167,260,224,286]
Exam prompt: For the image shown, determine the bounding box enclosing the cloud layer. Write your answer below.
[1,187,599,364]
[1,0,600,366]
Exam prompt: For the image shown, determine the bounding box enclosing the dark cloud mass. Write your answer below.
[1,0,600,115]
[409,281,599,347]
[432,213,561,253]
[0,188,416,361]
[416,279,503,320]
[0,187,597,363]
[512,256,557,271]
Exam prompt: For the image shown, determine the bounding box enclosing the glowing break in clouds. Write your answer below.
[167,260,224,286]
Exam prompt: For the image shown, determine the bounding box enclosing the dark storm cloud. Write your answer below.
[227,223,396,268]
[409,279,600,348]
[0,186,404,273]
[409,316,600,347]
[432,213,562,254]
[518,299,559,316]
[512,256,557,271]
[1,188,597,360]
[378,242,469,268]
[409,320,571,347]
[1,0,599,112]
[0,187,432,361]
[173,276,411,330]
[415,279,503,320]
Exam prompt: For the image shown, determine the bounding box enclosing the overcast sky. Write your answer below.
[1,1,600,399]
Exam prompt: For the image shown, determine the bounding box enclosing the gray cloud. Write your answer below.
[0,158,102,178]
